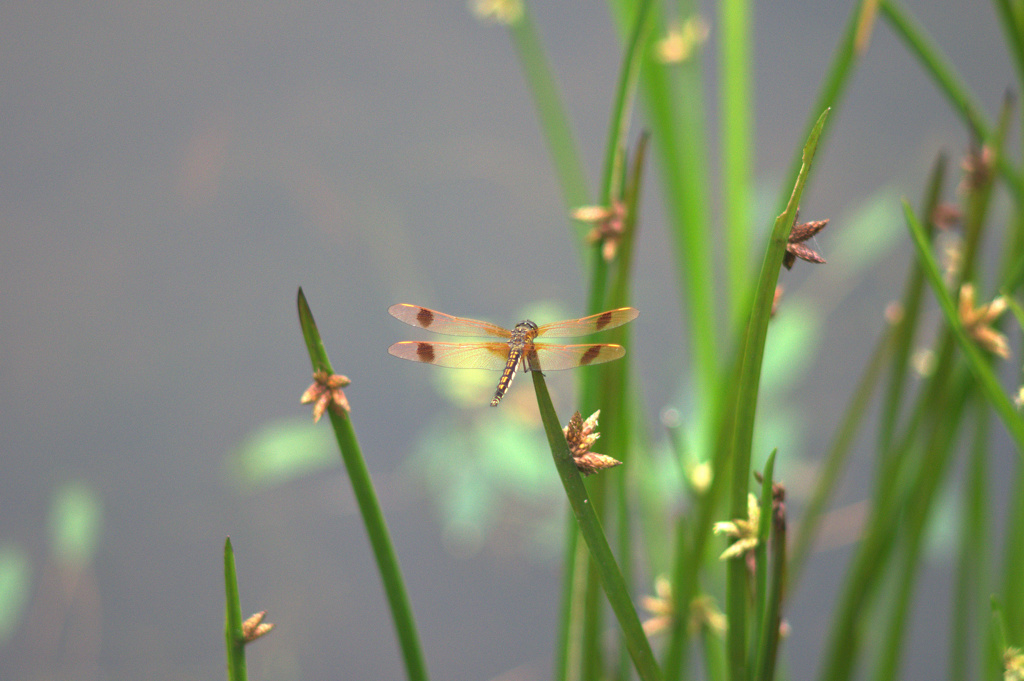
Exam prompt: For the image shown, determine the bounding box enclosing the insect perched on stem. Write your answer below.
[387,304,639,406]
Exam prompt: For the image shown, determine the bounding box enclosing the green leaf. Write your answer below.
[0,544,32,645]
[227,419,336,491]
[48,481,103,568]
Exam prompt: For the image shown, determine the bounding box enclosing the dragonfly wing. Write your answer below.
[388,304,511,338]
[535,307,639,338]
[388,341,511,370]
[527,344,626,371]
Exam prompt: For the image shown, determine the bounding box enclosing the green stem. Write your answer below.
[507,7,592,246]
[869,388,970,681]
[992,0,1024,86]
[720,0,755,322]
[663,359,742,680]
[902,204,1024,456]
[755,481,786,681]
[297,289,429,681]
[750,451,777,673]
[950,401,991,680]
[553,520,582,681]
[877,154,946,456]
[880,0,1023,199]
[788,323,893,587]
[726,109,829,681]
[532,370,663,681]
[608,0,719,404]
[598,0,655,207]
[1001,468,1024,646]
[224,538,247,681]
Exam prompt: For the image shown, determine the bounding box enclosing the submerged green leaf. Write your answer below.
[0,544,32,645]
[228,418,336,490]
[48,481,103,568]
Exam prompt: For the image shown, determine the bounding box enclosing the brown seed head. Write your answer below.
[301,370,352,421]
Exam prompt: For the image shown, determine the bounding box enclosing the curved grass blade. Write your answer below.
[720,0,754,319]
[725,108,829,681]
[531,369,662,681]
[750,449,776,670]
[505,7,591,246]
[881,0,1023,199]
[901,206,1024,456]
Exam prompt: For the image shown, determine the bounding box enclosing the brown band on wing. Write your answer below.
[580,345,603,365]
[416,308,435,328]
[595,311,615,331]
[415,342,435,363]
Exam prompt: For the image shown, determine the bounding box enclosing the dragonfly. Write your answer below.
[387,304,639,406]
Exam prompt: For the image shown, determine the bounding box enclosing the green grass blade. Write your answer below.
[662,518,693,681]
[990,597,1011,678]
[224,537,247,681]
[881,0,1023,198]
[580,557,604,681]
[531,370,663,681]
[880,0,985,133]
[598,0,655,207]
[296,289,430,681]
[791,158,942,590]
[1005,251,1024,294]
[959,93,1014,286]
[571,5,654,661]
[879,0,989,138]
[755,472,786,681]
[726,108,829,681]
[553,520,581,681]
[950,402,992,680]
[663,357,744,680]
[720,0,755,320]
[901,205,1024,456]
[750,450,777,674]
[788,324,893,586]
[870,388,971,681]
[607,0,719,402]
[877,154,946,454]
[588,13,652,315]
[815,364,970,681]
[599,141,648,677]
[1001,465,1024,645]
[609,132,649,305]
[506,7,592,239]
[991,0,1024,86]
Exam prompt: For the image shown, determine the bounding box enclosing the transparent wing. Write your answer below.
[388,304,511,338]
[528,343,626,371]
[388,341,511,370]
[535,307,639,338]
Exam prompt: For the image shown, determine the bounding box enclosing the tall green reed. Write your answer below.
[222,1,1024,680]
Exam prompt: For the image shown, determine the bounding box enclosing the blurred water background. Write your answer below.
[0,1,1015,679]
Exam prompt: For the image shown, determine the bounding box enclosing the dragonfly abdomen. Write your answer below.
[491,345,524,406]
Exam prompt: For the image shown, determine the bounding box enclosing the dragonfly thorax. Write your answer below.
[509,320,539,347]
